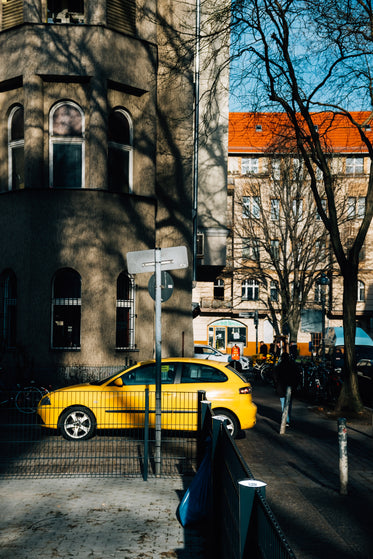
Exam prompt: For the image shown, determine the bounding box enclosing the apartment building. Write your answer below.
[193,111,373,357]
[0,0,229,383]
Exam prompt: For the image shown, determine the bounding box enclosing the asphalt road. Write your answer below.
[237,382,373,559]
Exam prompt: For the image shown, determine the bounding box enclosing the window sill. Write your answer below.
[51,347,81,351]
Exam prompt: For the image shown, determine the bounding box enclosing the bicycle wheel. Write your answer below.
[15,386,44,413]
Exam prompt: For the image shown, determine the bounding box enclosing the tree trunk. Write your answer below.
[336,270,364,413]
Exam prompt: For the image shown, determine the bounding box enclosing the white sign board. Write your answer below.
[127,246,188,274]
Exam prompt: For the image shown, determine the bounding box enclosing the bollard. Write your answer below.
[239,479,267,559]
[338,418,348,495]
[280,386,292,434]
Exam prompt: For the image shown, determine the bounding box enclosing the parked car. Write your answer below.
[37,358,257,441]
[194,344,251,370]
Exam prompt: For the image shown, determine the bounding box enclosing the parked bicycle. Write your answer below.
[252,359,275,384]
[297,361,342,403]
[14,384,49,413]
[0,368,49,414]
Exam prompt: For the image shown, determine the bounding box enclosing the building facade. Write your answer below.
[193,111,373,357]
[0,0,229,383]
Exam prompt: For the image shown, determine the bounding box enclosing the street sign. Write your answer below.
[125,246,188,476]
[148,271,174,302]
[239,312,255,318]
[127,246,188,274]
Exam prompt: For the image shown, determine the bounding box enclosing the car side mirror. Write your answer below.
[113,378,123,387]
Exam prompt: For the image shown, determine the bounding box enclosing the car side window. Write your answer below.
[122,363,177,385]
[180,363,227,383]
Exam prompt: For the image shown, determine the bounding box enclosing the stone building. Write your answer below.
[0,0,229,383]
[193,111,373,357]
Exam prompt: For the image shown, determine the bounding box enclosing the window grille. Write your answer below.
[51,269,81,349]
[116,272,135,350]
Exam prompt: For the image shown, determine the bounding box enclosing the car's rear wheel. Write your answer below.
[59,406,96,441]
[212,409,239,438]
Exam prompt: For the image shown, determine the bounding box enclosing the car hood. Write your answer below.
[50,383,97,394]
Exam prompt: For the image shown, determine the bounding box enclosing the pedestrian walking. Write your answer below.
[289,342,298,360]
[273,352,300,427]
[259,341,268,357]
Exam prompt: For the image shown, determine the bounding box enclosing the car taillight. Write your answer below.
[239,386,252,394]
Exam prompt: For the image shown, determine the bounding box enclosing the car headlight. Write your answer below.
[39,395,51,406]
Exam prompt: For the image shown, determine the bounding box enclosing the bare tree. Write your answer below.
[204,0,373,411]
[232,150,333,345]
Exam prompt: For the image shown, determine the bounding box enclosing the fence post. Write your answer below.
[238,479,267,559]
[143,387,149,481]
[197,392,209,468]
[280,386,292,435]
[212,416,225,461]
[338,417,348,495]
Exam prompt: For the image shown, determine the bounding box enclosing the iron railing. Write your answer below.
[0,389,200,479]
[198,404,296,559]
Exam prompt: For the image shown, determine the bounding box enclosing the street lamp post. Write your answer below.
[318,273,330,362]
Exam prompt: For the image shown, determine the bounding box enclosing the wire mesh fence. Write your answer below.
[0,388,199,478]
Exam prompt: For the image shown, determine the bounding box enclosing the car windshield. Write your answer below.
[90,361,157,385]
[90,368,129,386]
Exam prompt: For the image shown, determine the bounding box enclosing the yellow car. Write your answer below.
[37,358,257,441]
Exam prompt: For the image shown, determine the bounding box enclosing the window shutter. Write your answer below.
[2,0,23,30]
[107,0,136,35]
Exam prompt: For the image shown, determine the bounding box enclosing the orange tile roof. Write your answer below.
[229,111,373,154]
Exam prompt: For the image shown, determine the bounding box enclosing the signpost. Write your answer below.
[239,311,259,352]
[127,246,188,475]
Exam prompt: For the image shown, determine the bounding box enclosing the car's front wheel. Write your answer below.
[212,409,239,438]
[59,406,96,441]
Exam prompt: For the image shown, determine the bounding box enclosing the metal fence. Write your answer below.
[202,406,296,559]
[0,389,200,479]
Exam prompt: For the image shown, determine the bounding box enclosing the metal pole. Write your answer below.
[239,480,267,559]
[144,387,149,481]
[255,311,258,354]
[155,248,162,476]
[192,0,200,282]
[322,287,326,362]
[338,418,348,495]
[280,386,291,435]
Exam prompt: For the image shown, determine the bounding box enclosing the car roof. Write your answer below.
[135,357,224,365]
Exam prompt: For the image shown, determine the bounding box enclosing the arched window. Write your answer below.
[52,269,81,349]
[49,102,84,188]
[108,109,133,193]
[0,270,17,349]
[358,280,365,302]
[8,106,24,190]
[241,279,259,301]
[116,272,135,349]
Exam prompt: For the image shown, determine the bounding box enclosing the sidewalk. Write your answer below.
[0,476,206,559]
[237,383,373,559]
[0,384,372,559]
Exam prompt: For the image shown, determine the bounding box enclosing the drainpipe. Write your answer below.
[192,0,201,282]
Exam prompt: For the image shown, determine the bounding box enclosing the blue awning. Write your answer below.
[325,327,373,347]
